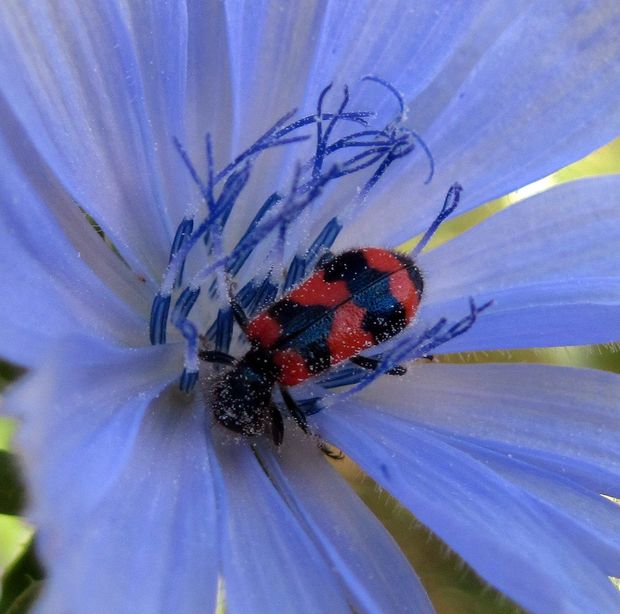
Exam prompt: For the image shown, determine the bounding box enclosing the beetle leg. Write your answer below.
[198,349,238,366]
[279,386,308,433]
[225,279,250,331]
[350,355,407,376]
[229,296,249,331]
[318,442,345,460]
[280,386,343,459]
[269,404,284,446]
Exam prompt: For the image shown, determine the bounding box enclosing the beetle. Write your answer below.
[200,183,464,445]
[201,247,422,445]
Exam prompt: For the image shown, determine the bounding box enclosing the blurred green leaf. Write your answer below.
[0,539,44,614]
[4,581,42,614]
[0,453,25,516]
[0,361,24,393]
[0,419,16,453]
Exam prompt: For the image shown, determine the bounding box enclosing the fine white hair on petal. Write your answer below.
[451,442,620,576]
[348,363,620,494]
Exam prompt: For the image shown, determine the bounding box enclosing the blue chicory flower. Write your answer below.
[1,2,620,613]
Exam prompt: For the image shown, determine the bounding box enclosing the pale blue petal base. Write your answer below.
[212,430,351,613]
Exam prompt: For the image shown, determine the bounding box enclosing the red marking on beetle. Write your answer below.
[288,269,349,306]
[389,269,420,321]
[247,313,282,347]
[362,248,403,274]
[327,303,375,363]
[273,348,311,386]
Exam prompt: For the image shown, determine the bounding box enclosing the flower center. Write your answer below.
[148,77,489,409]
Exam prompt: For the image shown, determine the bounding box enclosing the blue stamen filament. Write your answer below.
[149,293,171,345]
[410,183,462,258]
[148,78,479,396]
[319,298,493,409]
[169,218,194,289]
[171,286,202,381]
[362,75,405,124]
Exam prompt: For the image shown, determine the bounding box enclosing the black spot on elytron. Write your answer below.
[350,275,399,313]
[407,264,424,297]
[300,337,333,374]
[393,252,424,297]
[268,299,331,344]
[322,248,422,304]
[363,304,408,342]
[321,250,368,283]
[322,251,412,344]
[344,271,409,342]
[279,310,335,374]
[392,251,413,268]
[324,250,397,300]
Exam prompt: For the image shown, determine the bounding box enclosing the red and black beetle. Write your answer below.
[198,183,471,445]
[202,247,423,444]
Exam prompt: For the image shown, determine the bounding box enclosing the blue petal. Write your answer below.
[418,176,620,352]
[5,337,182,537]
[352,363,620,495]
[348,361,620,576]
[6,338,218,614]
[0,130,152,367]
[313,399,620,613]
[222,1,480,145]
[0,2,189,276]
[256,435,433,613]
[341,1,620,245]
[185,1,234,161]
[216,2,486,253]
[118,1,239,252]
[453,444,620,577]
[211,431,350,613]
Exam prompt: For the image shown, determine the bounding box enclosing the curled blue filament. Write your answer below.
[149,78,465,393]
